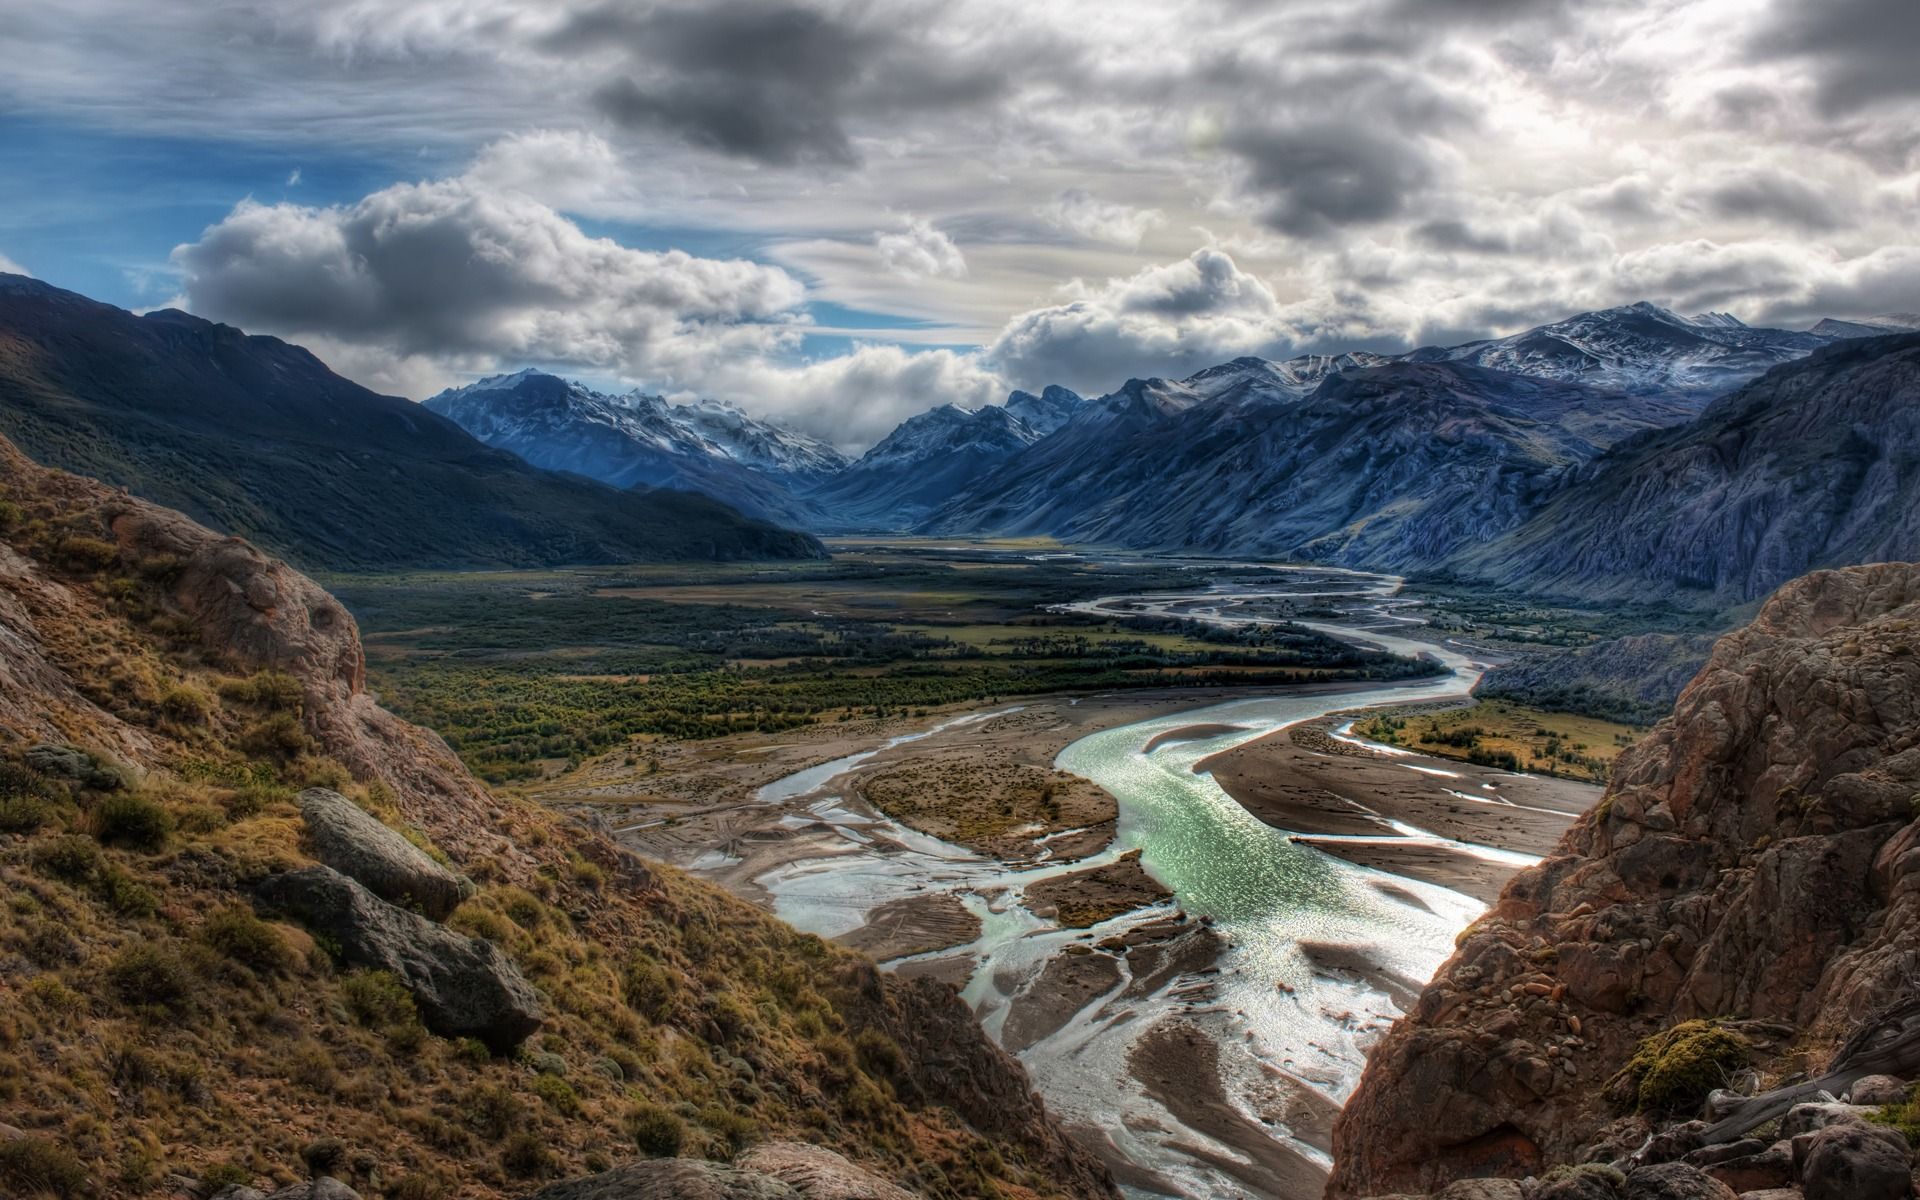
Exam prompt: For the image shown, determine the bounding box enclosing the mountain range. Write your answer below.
[0,275,822,570]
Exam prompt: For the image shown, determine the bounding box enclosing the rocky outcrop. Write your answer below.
[296,788,469,919]
[1330,562,1920,1197]
[256,866,543,1050]
[735,1143,918,1200]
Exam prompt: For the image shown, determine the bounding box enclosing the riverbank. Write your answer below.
[1202,709,1597,901]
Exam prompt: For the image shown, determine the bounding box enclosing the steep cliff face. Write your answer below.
[1330,562,1920,1198]
[0,434,1110,1200]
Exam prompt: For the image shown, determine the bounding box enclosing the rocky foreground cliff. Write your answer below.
[0,433,1110,1200]
[1330,561,1920,1199]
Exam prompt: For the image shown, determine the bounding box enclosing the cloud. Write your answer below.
[985,248,1291,391]
[1750,0,1920,115]
[1702,171,1844,231]
[0,252,30,277]
[552,0,1023,167]
[874,217,967,280]
[171,171,807,383]
[697,342,1004,451]
[1038,190,1165,248]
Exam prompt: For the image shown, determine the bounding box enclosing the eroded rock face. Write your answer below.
[297,788,470,919]
[256,866,542,1050]
[1329,563,1920,1198]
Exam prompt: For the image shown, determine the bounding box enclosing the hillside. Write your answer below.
[0,276,823,571]
[1475,632,1718,725]
[1461,333,1920,606]
[0,433,1107,1200]
[1330,561,1920,1198]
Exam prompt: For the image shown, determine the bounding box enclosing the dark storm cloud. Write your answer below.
[1751,0,1920,114]
[1227,123,1435,235]
[551,0,1024,167]
[1705,172,1843,232]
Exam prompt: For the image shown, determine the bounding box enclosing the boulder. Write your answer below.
[1621,1163,1737,1200]
[256,866,542,1050]
[1799,1122,1912,1200]
[26,742,126,789]
[525,1159,803,1199]
[210,1189,268,1200]
[735,1143,918,1200]
[262,1183,362,1200]
[1699,1144,1791,1194]
[296,788,469,920]
[1731,1192,1800,1200]
[1780,1102,1877,1140]
[1847,1074,1911,1105]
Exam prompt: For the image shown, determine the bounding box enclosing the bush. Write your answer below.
[626,1101,686,1158]
[97,864,158,917]
[498,1132,556,1179]
[340,971,417,1029]
[201,905,292,974]
[219,671,304,711]
[0,792,52,833]
[697,1105,758,1158]
[240,713,313,762]
[33,834,102,882]
[92,791,174,850]
[108,941,196,1015]
[0,1135,90,1196]
[1616,1020,1749,1114]
[532,1073,581,1116]
[464,1083,526,1140]
[159,685,214,726]
[623,956,676,1022]
[54,534,119,572]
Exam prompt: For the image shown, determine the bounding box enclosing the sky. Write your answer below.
[1,0,1917,450]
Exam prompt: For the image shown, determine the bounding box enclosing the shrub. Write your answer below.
[386,1175,449,1200]
[697,1105,758,1158]
[108,941,196,1015]
[97,864,158,917]
[159,685,214,726]
[532,1074,581,1116]
[201,905,292,974]
[33,834,102,882]
[464,1083,525,1140]
[201,1162,253,1190]
[92,791,174,850]
[301,1137,346,1179]
[0,1135,90,1196]
[498,1132,556,1179]
[0,499,21,531]
[340,971,417,1029]
[626,1101,686,1158]
[623,956,676,1022]
[1616,1020,1749,1114]
[219,671,304,711]
[853,1028,905,1080]
[54,534,119,572]
[0,792,52,833]
[240,713,313,762]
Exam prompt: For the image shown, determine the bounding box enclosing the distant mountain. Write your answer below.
[806,402,1047,530]
[1809,313,1920,339]
[424,370,842,526]
[1454,332,1920,605]
[1004,385,1086,435]
[926,361,1691,568]
[0,275,822,569]
[1410,302,1827,400]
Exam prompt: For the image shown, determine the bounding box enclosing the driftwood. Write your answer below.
[1697,996,1920,1146]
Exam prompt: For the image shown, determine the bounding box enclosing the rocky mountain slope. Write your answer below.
[925,362,1690,569]
[1460,333,1920,606]
[425,371,845,526]
[0,433,1107,1200]
[0,276,821,570]
[1330,561,1920,1198]
[1811,314,1920,339]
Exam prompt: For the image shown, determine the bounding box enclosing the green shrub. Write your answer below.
[201,1162,253,1190]
[386,1175,449,1200]
[0,499,21,532]
[498,1132,555,1179]
[1616,1019,1749,1113]
[33,834,102,882]
[108,941,196,1015]
[97,864,158,917]
[159,685,214,726]
[464,1083,526,1140]
[0,792,52,832]
[697,1105,758,1157]
[54,534,119,572]
[0,1135,90,1195]
[93,791,174,850]
[240,713,313,762]
[201,905,291,974]
[853,1028,905,1080]
[340,970,417,1029]
[626,1101,686,1157]
[532,1073,581,1116]
[219,671,304,711]
[623,956,676,1022]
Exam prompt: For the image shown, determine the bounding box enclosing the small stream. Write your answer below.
[737,570,1504,1198]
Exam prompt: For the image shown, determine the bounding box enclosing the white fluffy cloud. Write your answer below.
[874,217,968,280]
[696,343,1004,451]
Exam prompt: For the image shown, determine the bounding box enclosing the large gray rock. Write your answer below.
[1621,1163,1736,1200]
[256,866,541,1050]
[1847,1074,1911,1105]
[1780,1102,1877,1140]
[526,1159,802,1200]
[264,1183,361,1200]
[297,788,469,920]
[1534,1164,1627,1200]
[1799,1123,1912,1200]
[1435,1181,1527,1200]
[736,1143,918,1199]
